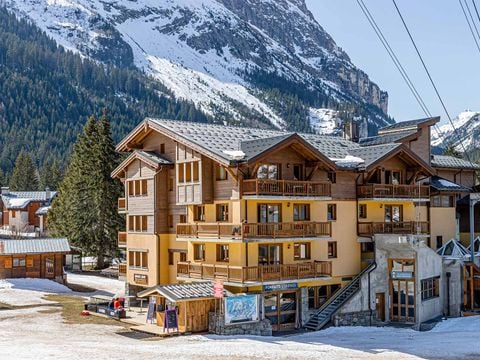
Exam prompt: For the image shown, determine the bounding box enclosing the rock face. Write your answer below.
[5,0,392,132]
[431,111,480,153]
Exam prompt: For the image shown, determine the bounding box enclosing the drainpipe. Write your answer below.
[368,238,378,326]
[446,271,451,317]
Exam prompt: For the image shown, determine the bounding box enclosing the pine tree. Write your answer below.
[40,159,63,190]
[443,143,462,158]
[9,152,39,191]
[49,113,122,269]
[0,169,5,187]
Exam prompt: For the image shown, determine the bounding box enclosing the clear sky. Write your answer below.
[305,0,480,124]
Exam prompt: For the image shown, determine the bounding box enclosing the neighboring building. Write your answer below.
[113,116,477,331]
[0,238,70,283]
[0,187,57,236]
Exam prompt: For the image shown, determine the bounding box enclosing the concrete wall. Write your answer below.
[442,259,463,317]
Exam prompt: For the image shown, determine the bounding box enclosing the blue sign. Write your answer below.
[225,295,259,325]
[263,283,298,292]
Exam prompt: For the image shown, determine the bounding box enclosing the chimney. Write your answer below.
[45,187,51,201]
[1,187,9,195]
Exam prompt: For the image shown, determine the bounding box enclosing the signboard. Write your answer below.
[164,309,178,332]
[146,302,155,324]
[224,295,259,325]
[391,271,414,280]
[263,283,298,292]
[214,279,224,298]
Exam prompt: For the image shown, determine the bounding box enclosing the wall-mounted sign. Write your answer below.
[214,279,224,298]
[391,271,414,280]
[224,295,259,325]
[263,283,298,292]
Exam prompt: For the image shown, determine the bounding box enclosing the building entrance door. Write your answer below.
[375,292,385,322]
[391,279,415,322]
[263,291,298,331]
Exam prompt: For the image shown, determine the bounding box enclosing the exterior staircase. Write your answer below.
[304,262,376,331]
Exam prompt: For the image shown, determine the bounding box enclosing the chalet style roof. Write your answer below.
[1,190,57,210]
[378,116,440,134]
[0,238,70,255]
[35,205,51,216]
[111,149,173,178]
[137,282,217,302]
[431,155,480,170]
[430,176,471,192]
[358,129,417,146]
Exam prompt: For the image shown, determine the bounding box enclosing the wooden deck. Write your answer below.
[357,184,430,199]
[242,179,331,197]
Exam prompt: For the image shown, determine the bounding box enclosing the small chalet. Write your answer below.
[0,187,57,235]
[0,238,70,283]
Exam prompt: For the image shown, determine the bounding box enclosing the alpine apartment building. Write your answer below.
[112,116,478,331]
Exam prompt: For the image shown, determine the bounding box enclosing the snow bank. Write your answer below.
[431,315,480,332]
[0,278,72,306]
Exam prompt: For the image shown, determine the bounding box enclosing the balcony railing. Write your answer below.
[176,221,332,240]
[242,179,331,197]
[357,221,429,237]
[177,260,332,283]
[357,184,430,199]
[118,198,126,212]
[118,263,127,276]
[118,232,127,247]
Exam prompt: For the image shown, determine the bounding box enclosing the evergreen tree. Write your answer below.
[40,159,63,190]
[443,143,462,158]
[49,114,122,268]
[9,152,39,191]
[0,169,4,187]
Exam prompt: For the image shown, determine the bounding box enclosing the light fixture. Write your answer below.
[287,202,291,207]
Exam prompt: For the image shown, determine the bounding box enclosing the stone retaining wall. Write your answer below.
[333,310,378,327]
[209,312,272,336]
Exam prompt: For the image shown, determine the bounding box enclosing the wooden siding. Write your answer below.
[331,172,357,199]
[0,253,65,280]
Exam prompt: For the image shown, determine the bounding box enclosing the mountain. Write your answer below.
[431,111,480,155]
[4,0,393,133]
[0,6,210,176]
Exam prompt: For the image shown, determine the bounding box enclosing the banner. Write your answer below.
[224,295,259,325]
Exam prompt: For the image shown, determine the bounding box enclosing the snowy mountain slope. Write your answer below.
[4,0,392,132]
[431,111,480,152]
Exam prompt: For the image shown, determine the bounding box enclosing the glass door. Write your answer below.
[258,244,282,265]
[258,204,281,236]
[263,291,298,331]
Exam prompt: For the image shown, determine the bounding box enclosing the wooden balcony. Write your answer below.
[176,221,332,241]
[357,184,430,199]
[118,262,127,276]
[177,261,332,283]
[118,232,127,248]
[358,221,429,237]
[242,179,331,197]
[118,198,126,212]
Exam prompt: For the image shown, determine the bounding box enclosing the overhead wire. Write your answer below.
[459,0,480,55]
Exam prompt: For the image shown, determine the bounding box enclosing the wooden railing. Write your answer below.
[242,179,331,197]
[118,232,127,247]
[358,221,429,237]
[118,263,127,276]
[357,184,430,199]
[118,198,126,212]
[176,221,332,240]
[177,260,332,283]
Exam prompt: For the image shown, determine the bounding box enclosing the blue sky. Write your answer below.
[305,0,480,123]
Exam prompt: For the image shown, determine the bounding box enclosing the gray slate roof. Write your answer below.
[1,191,57,209]
[359,129,417,146]
[431,155,480,170]
[348,143,401,167]
[379,117,437,133]
[137,150,172,165]
[430,176,471,192]
[0,238,70,255]
[138,281,215,302]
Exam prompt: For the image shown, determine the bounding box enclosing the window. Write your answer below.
[128,215,149,232]
[361,242,374,253]
[293,164,304,180]
[258,244,282,265]
[168,251,174,266]
[327,172,336,183]
[431,195,454,207]
[193,244,205,261]
[178,163,185,183]
[327,204,337,221]
[436,236,443,249]
[186,161,192,182]
[128,251,148,269]
[128,180,148,197]
[168,215,173,229]
[216,244,229,262]
[194,205,206,221]
[421,277,440,301]
[294,243,311,260]
[179,214,187,223]
[216,204,229,222]
[384,205,402,223]
[308,284,341,309]
[293,204,310,221]
[11,210,16,218]
[193,161,199,182]
[13,258,26,267]
[215,165,228,180]
[169,178,174,191]
[180,252,187,262]
[160,143,165,154]
[359,204,367,219]
[386,170,402,185]
[258,204,281,223]
[328,241,337,258]
[45,258,54,275]
[257,164,279,180]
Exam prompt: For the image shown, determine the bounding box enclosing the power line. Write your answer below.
[392,0,475,165]
[356,0,431,118]
[459,0,480,55]
[472,0,480,26]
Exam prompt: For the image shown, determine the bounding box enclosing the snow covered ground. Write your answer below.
[1,275,480,359]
